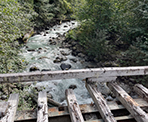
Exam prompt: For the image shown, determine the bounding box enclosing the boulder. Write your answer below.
[29,66,40,72]
[60,63,71,70]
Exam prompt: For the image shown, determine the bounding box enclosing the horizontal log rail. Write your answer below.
[0,66,148,83]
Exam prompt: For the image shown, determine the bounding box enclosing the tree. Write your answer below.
[0,0,35,73]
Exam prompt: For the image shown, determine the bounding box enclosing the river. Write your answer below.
[20,21,96,105]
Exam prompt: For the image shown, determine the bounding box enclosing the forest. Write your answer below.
[0,0,148,110]
[1,0,148,73]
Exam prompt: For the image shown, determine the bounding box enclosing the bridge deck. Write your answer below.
[0,67,148,122]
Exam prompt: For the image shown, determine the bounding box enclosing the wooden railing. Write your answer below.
[1,66,148,122]
[0,66,148,83]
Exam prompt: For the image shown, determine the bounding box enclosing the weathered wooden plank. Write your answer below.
[29,92,61,107]
[0,66,148,83]
[0,101,9,117]
[0,94,19,122]
[86,77,117,84]
[37,91,48,122]
[86,83,116,122]
[107,82,148,122]
[85,114,134,122]
[15,98,148,121]
[134,84,148,102]
[65,89,84,122]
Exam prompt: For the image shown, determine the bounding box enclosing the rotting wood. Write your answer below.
[65,89,84,122]
[15,98,148,121]
[134,84,148,102]
[1,66,148,83]
[107,82,148,122]
[0,94,19,122]
[37,91,48,122]
[0,101,9,117]
[86,82,116,122]
[29,92,61,107]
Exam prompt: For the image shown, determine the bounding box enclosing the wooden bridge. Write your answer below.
[1,66,148,122]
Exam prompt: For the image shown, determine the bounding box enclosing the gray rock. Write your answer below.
[70,58,77,63]
[27,49,35,52]
[60,50,71,56]
[41,69,51,72]
[29,66,40,72]
[60,63,71,70]
[53,56,67,63]
[1,95,7,100]
[53,57,61,63]
[69,84,77,90]
[50,41,56,45]
[78,53,85,58]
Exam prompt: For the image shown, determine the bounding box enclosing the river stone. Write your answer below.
[69,84,77,90]
[27,49,35,52]
[53,56,67,63]
[70,58,77,63]
[38,47,42,50]
[78,53,85,58]
[41,69,51,72]
[53,57,61,63]
[1,95,7,100]
[50,41,56,45]
[64,25,68,28]
[60,50,71,56]
[29,66,40,72]
[60,63,71,70]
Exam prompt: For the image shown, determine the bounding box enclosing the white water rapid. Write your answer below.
[20,21,94,105]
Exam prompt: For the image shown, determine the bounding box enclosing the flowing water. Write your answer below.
[20,21,93,105]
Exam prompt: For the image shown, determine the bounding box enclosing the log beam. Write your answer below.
[86,82,116,122]
[0,94,19,122]
[0,66,148,83]
[37,91,48,122]
[107,82,148,122]
[65,89,84,122]
[134,84,148,102]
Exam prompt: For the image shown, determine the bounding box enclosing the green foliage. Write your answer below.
[0,0,34,73]
[70,0,114,61]
[69,0,148,65]
[34,0,56,26]
[53,0,77,19]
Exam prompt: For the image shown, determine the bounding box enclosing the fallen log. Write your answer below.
[29,92,61,107]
